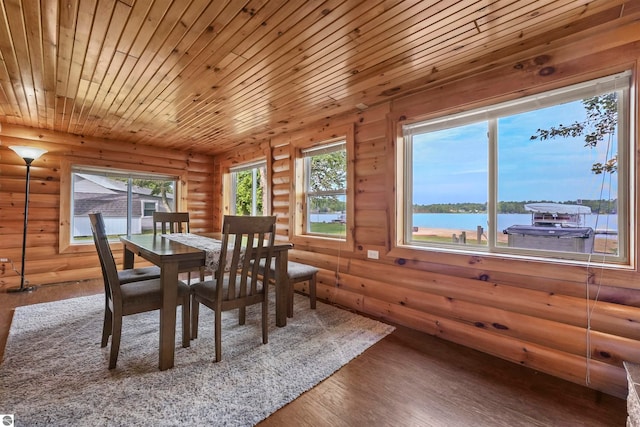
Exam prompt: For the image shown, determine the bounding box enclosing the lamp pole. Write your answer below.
[7,146,47,293]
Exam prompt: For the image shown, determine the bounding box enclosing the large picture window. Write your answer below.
[399,71,632,264]
[70,166,177,243]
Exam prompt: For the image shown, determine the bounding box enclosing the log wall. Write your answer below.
[0,124,215,289]
[212,21,640,398]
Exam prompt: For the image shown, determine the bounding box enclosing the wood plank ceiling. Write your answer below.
[0,0,636,155]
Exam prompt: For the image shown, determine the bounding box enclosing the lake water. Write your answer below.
[413,213,618,232]
[311,212,618,231]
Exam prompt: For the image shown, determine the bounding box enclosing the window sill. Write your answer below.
[292,233,354,253]
[388,244,632,272]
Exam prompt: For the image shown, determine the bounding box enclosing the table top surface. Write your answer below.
[120,233,204,256]
[120,233,293,256]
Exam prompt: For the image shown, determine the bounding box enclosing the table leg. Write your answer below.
[122,245,135,269]
[275,249,289,327]
[159,261,179,370]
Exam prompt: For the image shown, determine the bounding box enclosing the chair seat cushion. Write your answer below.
[118,266,161,284]
[257,259,318,280]
[286,261,318,279]
[120,278,189,312]
[192,278,265,302]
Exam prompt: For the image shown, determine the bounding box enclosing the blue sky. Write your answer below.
[411,99,618,205]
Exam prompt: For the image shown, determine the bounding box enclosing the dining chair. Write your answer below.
[90,213,162,350]
[191,215,276,362]
[153,211,204,284]
[89,213,191,369]
[153,211,190,234]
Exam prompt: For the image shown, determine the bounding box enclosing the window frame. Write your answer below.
[393,71,634,267]
[291,124,355,252]
[302,141,347,236]
[227,160,268,216]
[59,160,187,254]
[142,201,158,217]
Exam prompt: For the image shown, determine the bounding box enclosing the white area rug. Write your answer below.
[0,293,394,426]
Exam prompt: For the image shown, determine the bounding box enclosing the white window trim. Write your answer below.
[142,201,158,217]
[222,157,270,219]
[303,141,347,236]
[228,160,268,216]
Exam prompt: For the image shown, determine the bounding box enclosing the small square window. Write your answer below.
[292,125,355,252]
[229,161,267,216]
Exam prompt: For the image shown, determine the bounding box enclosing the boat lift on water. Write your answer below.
[503,203,595,253]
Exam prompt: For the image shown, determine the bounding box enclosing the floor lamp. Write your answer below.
[8,145,48,293]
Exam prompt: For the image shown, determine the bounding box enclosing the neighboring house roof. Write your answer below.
[73,174,172,217]
[74,193,140,216]
[75,173,168,197]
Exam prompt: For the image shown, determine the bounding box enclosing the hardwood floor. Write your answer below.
[1,280,627,426]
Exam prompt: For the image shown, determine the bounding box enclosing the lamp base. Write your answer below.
[6,285,37,293]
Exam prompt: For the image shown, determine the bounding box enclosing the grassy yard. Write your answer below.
[309,222,346,236]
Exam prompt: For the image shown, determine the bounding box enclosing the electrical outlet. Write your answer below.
[0,257,9,263]
[367,250,379,260]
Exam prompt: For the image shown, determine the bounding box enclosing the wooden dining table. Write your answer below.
[120,232,292,371]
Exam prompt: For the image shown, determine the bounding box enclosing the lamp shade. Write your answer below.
[9,146,47,162]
